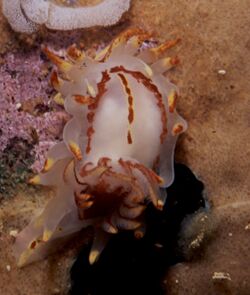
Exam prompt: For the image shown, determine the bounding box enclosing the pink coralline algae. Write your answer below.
[0,50,69,172]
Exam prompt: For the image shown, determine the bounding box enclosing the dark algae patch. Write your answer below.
[0,137,34,197]
[70,163,205,295]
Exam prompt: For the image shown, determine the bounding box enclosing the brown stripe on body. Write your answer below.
[117,72,135,144]
[127,130,133,144]
[110,66,167,144]
[50,71,60,90]
[74,95,95,105]
[85,71,111,154]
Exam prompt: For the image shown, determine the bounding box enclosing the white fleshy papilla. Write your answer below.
[21,0,49,25]
[2,0,38,33]
[2,0,131,33]
[47,0,131,30]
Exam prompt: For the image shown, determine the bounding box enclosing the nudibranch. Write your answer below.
[13,28,187,267]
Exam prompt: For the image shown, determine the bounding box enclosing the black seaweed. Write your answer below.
[70,163,205,295]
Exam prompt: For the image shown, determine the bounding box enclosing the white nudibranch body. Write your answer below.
[13,29,187,267]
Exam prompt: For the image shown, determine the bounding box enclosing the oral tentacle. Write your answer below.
[89,228,110,265]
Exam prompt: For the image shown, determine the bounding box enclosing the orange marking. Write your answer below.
[74,95,95,105]
[79,162,93,177]
[67,44,84,61]
[41,157,54,173]
[127,130,133,144]
[120,159,164,208]
[168,91,178,113]
[86,127,95,154]
[53,92,64,105]
[134,230,144,239]
[105,170,143,201]
[118,159,144,200]
[42,158,50,172]
[30,241,37,249]
[79,161,109,178]
[74,192,94,209]
[150,38,181,56]
[157,200,164,210]
[73,164,88,186]
[87,112,95,123]
[98,28,151,62]
[117,73,135,144]
[43,47,72,72]
[74,159,109,187]
[76,182,126,221]
[117,73,134,124]
[128,96,134,123]
[28,175,40,185]
[50,70,60,89]
[69,141,83,161]
[170,56,180,66]
[97,157,112,167]
[129,161,163,185]
[118,158,133,174]
[86,71,111,154]
[172,123,184,135]
[130,163,159,207]
[103,217,118,234]
[110,66,168,143]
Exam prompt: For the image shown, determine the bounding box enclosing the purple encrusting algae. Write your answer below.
[0,49,69,172]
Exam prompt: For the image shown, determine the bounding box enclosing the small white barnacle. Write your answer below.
[13,28,187,267]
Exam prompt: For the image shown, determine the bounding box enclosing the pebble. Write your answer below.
[212,272,231,281]
[9,230,18,237]
[218,69,226,75]
[15,102,22,110]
